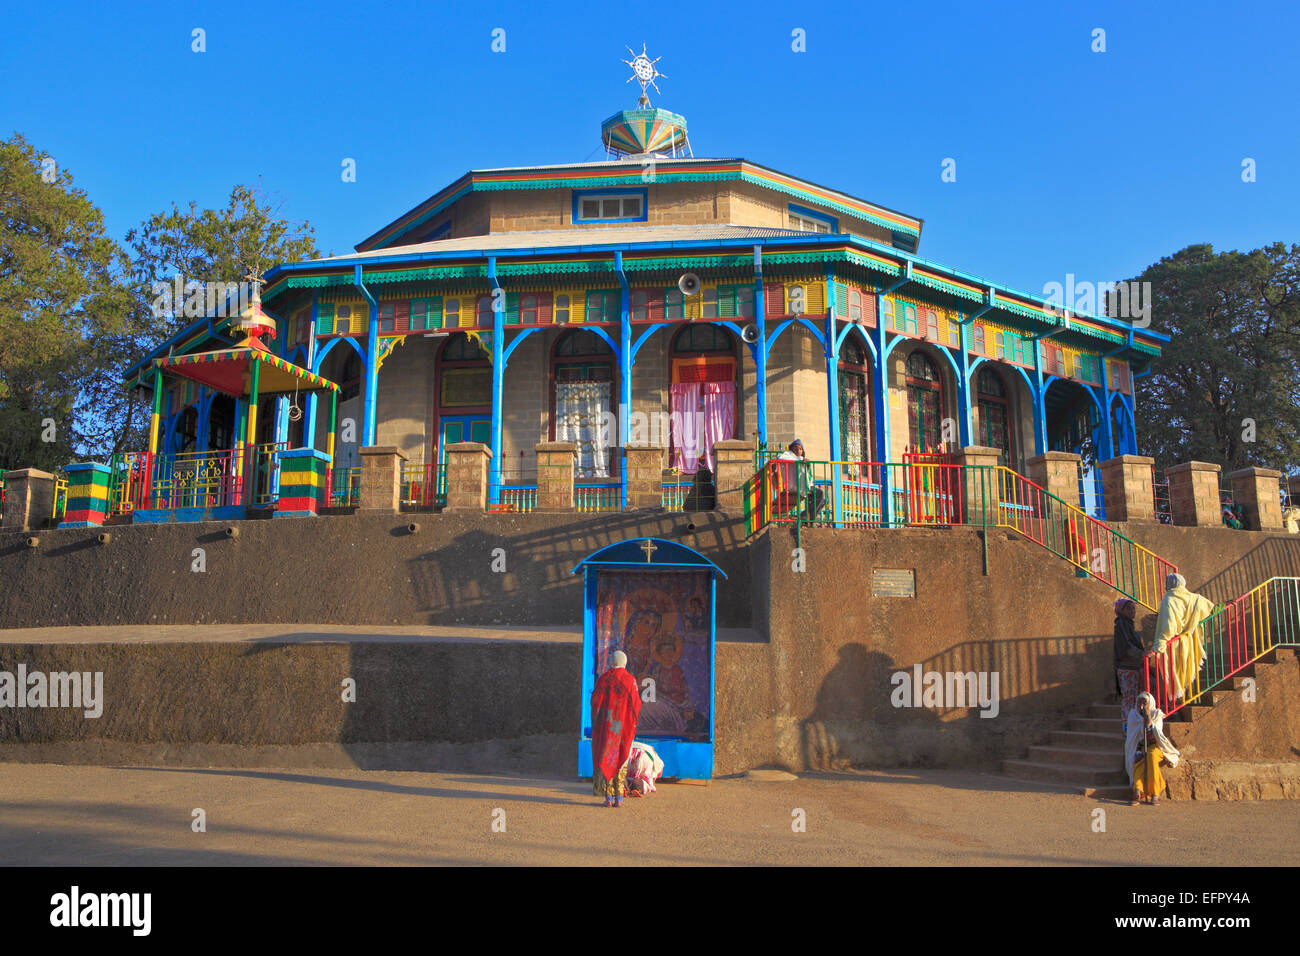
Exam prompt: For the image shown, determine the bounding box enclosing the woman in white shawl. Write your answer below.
[1126,691,1180,805]
[1152,572,1216,703]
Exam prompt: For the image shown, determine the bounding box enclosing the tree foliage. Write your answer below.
[1130,243,1300,477]
[0,133,131,470]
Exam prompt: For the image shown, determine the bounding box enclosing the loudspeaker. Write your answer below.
[678,272,701,296]
[741,323,759,343]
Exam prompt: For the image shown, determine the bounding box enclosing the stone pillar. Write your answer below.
[1098,454,1156,523]
[444,442,490,513]
[59,463,113,528]
[713,440,757,515]
[1166,461,1221,526]
[956,445,1001,524]
[358,446,406,513]
[1229,466,1284,531]
[276,449,332,518]
[2,468,55,531]
[624,444,665,509]
[535,441,576,511]
[1027,451,1082,507]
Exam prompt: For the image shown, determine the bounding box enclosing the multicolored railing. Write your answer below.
[575,483,620,513]
[109,449,246,513]
[743,459,1176,612]
[400,462,448,510]
[662,480,691,511]
[250,442,289,507]
[325,465,360,508]
[499,485,538,513]
[1145,577,1300,717]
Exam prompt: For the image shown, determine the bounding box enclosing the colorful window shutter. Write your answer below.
[505,292,521,325]
[394,301,410,333]
[860,293,877,328]
[410,298,428,331]
[835,284,850,317]
[536,293,552,324]
[717,286,737,318]
[646,290,663,322]
[318,303,335,334]
[663,289,683,320]
[805,282,826,315]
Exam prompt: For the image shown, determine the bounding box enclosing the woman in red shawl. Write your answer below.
[591,650,642,807]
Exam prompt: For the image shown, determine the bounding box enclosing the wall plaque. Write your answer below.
[872,568,915,598]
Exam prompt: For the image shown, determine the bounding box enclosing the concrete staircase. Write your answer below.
[1002,700,1132,799]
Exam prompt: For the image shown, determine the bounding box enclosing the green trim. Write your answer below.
[496,260,615,277]
[364,265,488,284]
[623,254,752,273]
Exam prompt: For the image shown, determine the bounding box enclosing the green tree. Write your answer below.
[0,133,130,471]
[93,184,320,458]
[1128,243,1300,477]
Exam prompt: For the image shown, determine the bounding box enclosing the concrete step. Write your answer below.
[1068,716,1122,733]
[1027,745,1125,769]
[1088,703,1124,719]
[1001,759,1129,788]
[1049,729,1125,750]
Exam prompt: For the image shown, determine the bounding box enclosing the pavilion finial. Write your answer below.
[623,43,665,108]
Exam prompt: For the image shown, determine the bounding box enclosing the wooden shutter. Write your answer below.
[317,303,335,334]
[394,301,410,333]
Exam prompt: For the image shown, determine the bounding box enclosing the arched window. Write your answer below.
[552,330,615,478]
[905,351,944,452]
[976,366,1013,466]
[838,337,872,461]
[670,324,737,474]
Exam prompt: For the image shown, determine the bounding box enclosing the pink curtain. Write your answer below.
[700,382,735,473]
[670,383,701,473]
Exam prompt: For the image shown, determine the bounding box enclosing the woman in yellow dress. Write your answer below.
[1125,691,1181,805]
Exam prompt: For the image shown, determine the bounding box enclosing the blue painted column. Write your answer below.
[489,256,504,506]
[196,387,210,453]
[825,272,842,462]
[958,315,973,447]
[1032,339,1049,456]
[874,292,892,524]
[304,293,319,450]
[363,299,379,447]
[616,252,631,509]
[825,272,842,526]
[753,246,768,448]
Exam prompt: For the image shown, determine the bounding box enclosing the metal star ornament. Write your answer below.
[623,44,665,106]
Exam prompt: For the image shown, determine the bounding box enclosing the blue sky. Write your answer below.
[3,0,1296,304]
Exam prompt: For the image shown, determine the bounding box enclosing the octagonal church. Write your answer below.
[125,53,1166,513]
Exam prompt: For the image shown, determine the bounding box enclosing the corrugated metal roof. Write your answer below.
[308,224,815,263]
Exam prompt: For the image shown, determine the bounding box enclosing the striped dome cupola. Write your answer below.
[601,45,692,159]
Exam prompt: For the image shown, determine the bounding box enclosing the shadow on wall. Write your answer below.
[1195,537,1300,605]
[404,513,751,626]
[798,634,1112,771]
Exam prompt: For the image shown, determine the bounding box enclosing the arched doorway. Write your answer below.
[838,335,873,461]
[904,350,946,453]
[551,328,617,478]
[1045,379,1104,514]
[317,345,364,469]
[434,333,492,466]
[974,365,1014,467]
[669,324,737,475]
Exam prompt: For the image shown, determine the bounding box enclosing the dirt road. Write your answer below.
[1,763,1295,866]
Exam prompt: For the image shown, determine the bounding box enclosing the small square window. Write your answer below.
[665,289,684,320]
[738,287,755,319]
[338,306,351,319]
[702,288,718,319]
[581,199,600,219]
[555,293,570,324]
[622,196,642,217]
[379,303,395,333]
[521,294,538,325]
[601,198,621,218]
[631,290,648,322]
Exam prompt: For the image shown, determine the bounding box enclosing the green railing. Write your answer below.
[575,483,620,513]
